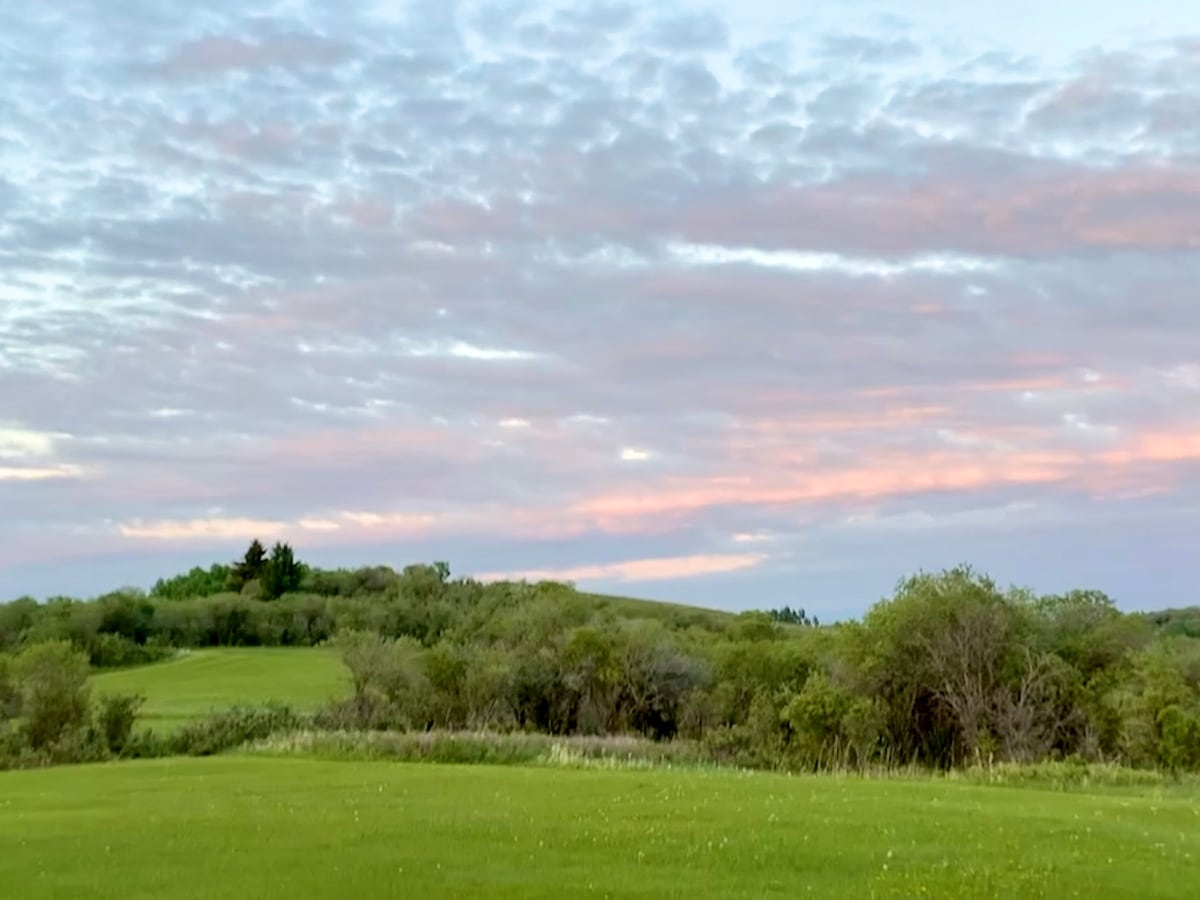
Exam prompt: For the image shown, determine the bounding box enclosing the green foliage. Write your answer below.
[849,565,1052,766]
[0,652,17,719]
[768,605,818,627]
[95,692,144,755]
[1141,606,1200,639]
[84,633,175,668]
[150,564,231,601]
[0,597,39,652]
[5,550,1200,775]
[15,640,92,750]
[167,704,303,756]
[261,542,303,601]
[333,630,431,729]
[1,643,156,768]
[1109,639,1200,770]
[227,539,269,593]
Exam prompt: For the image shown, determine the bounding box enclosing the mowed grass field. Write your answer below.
[90,648,349,732]
[2,757,1198,899]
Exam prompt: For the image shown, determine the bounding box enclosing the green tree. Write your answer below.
[337,629,430,728]
[617,620,709,740]
[151,564,232,601]
[425,641,470,727]
[768,606,818,627]
[461,645,517,730]
[261,542,303,601]
[561,627,622,734]
[15,640,92,750]
[227,539,269,593]
[0,653,18,720]
[1112,640,1200,769]
[0,597,40,652]
[851,565,1047,766]
[95,589,156,643]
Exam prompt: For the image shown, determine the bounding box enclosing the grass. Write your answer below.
[90,647,349,733]
[2,756,1198,899]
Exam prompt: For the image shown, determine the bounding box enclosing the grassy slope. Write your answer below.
[580,590,739,628]
[3,757,1198,899]
[90,648,349,732]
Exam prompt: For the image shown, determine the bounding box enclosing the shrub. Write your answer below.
[168,704,303,756]
[118,729,169,760]
[700,724,770,770]
[85,633,176,668]
[96,692,144,755]
[335,630,432,729]
[15,641,92,750]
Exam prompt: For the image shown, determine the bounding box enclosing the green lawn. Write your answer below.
[2,757,1197,899]
[90,648,349,732]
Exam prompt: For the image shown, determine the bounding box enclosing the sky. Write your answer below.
[2,0,1199,617]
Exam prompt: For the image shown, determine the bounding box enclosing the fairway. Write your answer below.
[90,648,349,732]
[2,757,1197,899]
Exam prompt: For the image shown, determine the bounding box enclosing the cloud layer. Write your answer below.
[2,1,1198,612]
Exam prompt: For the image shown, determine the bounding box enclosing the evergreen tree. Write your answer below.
[261,542,303,601]
[227,539,269,592]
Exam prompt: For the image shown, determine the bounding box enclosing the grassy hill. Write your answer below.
[2,756,1197,899]
[91,647,349,732]
[578,589,740,626]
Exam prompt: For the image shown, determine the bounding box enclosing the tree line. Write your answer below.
[2,542,1198,773]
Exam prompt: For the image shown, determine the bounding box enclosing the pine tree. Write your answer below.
[261,541,303,600]
[227,539,269,592]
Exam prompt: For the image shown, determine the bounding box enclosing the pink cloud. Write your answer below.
[566,423,1200,531]
[474,552,766,584]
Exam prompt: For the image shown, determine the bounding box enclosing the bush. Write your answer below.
[335,630,432,729]
[168,704,304,756]
[700,724,771,770]
[114,729,169,760]
[15,641,92,750]
[85,633,176,668]
[96,693,144,755]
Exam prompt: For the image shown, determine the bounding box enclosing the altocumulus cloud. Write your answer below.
[1,0,1198,613]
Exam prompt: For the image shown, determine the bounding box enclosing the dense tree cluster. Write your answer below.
[3,543,1200,773]
[154,540,304,602]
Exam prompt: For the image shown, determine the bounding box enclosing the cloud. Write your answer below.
[2,1,1199,607]
[475,552,766,584]
[818,33,921,65]
[647,12,729,51]
[118,517,292,541]
[151,33,354,79]
[0,464,83,482]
